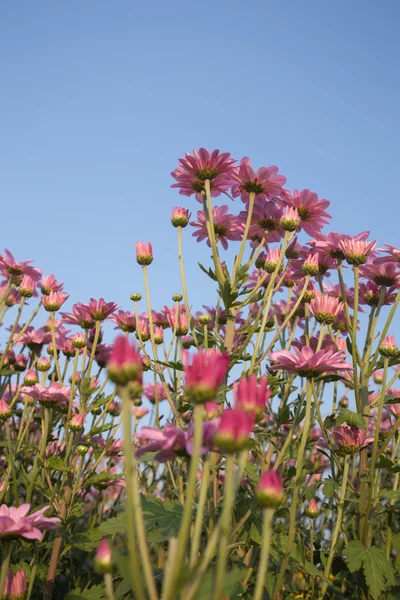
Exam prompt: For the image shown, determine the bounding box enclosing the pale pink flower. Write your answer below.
[379,335,399,358]
[136,425,189,462]
[16,327,52,349]
[40,275,64,295]
[190,205,243,250]
[42,291,69,312]
[339,237,377,265]
[171,206,191,227]
[359,281,398,306]
[136,242,153,266]
[231,158,286,203]
[241,200,284,243]
[61,304,96,329]
[311,231,370,259]
[309,293,344,324]
[2,569,27,599]
[132,406,149,419]
[331,425,374,455]
[83,298,118,321]
[143,383,167,404]
[374,244,400,265]
[136,317,151,341]
[112,310,136,333]
[269,346,352,378]
[19,382,72,409]
[278,189,331,236]
[0,504,60,540]
[18,275,38,298]
[360,261,400,288]
[280,206,300,231]
[164,304,189,335]
[0,249,42,280]
[171,148,236,201]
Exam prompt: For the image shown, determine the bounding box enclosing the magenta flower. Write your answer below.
[0,249,42,280]
[40,275,64,295]
[164,304,189,336]
[112,310,136,333]
[234,374,271,419]
[279,189,331,236]
[107,336,143,385]
[190,205,243,250]
[2,569,27,599]
[42,291,70,312]
[171,206,191,228]
[231,158,286,203]
[136,425,189,462]
[359,281,397,306]
[19,382,72,410]
[16,327,52,349]
[171,148,236,201]
[0,504,60,541]
[183,349,229,403]
[143,383,167,404]
[255,471,284,508]
[269,346,353,378]
[61,304,96,329]
[241,200,284,243]
[309,293,344,325]
[375,243,400,265]
[136,242,153,266]
[331,425,374,455]
[214,407,255,453]
[136,317,151,342]
[82,298,118,321]
[359,261,400,288]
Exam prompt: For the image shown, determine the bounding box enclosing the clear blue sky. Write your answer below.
[1,1,399,321]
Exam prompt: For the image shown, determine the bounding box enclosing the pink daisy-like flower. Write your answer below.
[0,249,42,281]
[358,281,398,306]
[16,327,52,349]
[269,346,352,378]
[0,504,60,540]
[339,237,377,266]
[311,231,371,259]
[231,158,286,203]
[359,261,400,288]
[112,310,136,333]
[171,148,236,202]
[184,348,229,403]
[190,205,243,250]
[143,383,167,404]
[40,275,64,295]
[19,382,72,410]
[330,425,374,455]
[279,189,331,236]
[61,304,96,329]
[240,200,284,244]
[374,244,400,265]
[84,298,118,321]
[309,293,344,325]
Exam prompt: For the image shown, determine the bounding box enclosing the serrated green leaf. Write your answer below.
[198,262,217,281]
[250,522,262,545]
[46,456,73,472]
[196,568,244,600]
[99,513,126,535]
[304,482,320,501]
[64,585,106,600]
[336,408,366,430]
[345,540,395,600]
[323,479,339,499]
[142,497,183,541]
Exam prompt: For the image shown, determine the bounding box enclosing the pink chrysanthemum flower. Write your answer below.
[112,310,136,333]
[240,200,284,244]
[42,291,70,312]
[2,568,27,599]
[171,206,191,228]
[61,304,96,329]
[143,383,167,404]
[255,471,284,508]
[359,261,400,288]
[18,275,38,298]
[0,504,60,540]
[171,148,236,201]
[19,382,72,410]
[311,231,370,259]
[164,304,189,336]
[231,158,286,203]
[184,349,229,403]
[136,242,153,266]
[358,281,397,307]
[136,424,189,462]
[339,237,377,266]
[269,346,352,378]
[278,189,331,236]
[214,407,255,452]
[331,425,374,455]
[309,293,344,324]
[379,335,399,358]
[83,298,118,321]
[374,244,400,265]
[107,336,143,385]
[0,249,42,281]
[190,205,243,250]
[40,275,64,295]
[280,206,300,232]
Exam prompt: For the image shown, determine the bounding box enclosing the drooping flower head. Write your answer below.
[171,148,236,201]
[190,205,243,250]
[231,158,286,203]
[184,349,229,403]
[269,346,352,378]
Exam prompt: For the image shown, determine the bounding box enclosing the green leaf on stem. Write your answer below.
[142,496,183,542]
[323,479,339,499]
[250,522,263,544]
[46,457,73,472]
[99,513,126,535]
[336,408,366,430]
[196,567,244,600]
[198,262,217,281]
[64,585,106,600]
[345,540,395,600]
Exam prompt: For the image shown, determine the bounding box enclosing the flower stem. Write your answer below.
[49,311,62,383]
[253,508,274,600]
[189,457,210,567]
[177,225,198,346]
[214,453,235,600]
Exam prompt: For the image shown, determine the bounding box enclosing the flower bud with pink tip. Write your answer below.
[331,425,374,455]
[23,369,38,386]
[94,538,113,574]
[379,335,399,358]
[214,407,255,453]
[42,291,70,312]
[309,293,343,325]
[234,374,271,420]
[302,253,320,276]
[280,206,300,232]
[2,568,27,600]
[0,398,12,421]
[107,336,143,386]
[69,413,86,432]
[136,242,153,266]
[305,498,320,518]
[255,471,284,508]
[339,238,376,266]
[72,332,87,349]
[37,357,51,372]
[171,207,191,227]
[19,275,37,298]
[183,349,229,403]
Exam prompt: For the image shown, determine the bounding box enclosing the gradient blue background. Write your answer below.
[1,1,399,321]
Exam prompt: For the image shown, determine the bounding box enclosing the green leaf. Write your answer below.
[64,530,103,552]
[142,497,183,541]
[196,568,244,600]
[46,457,73,472]
[276,405,291,426]
[250,522,263,545]
[323,479,339,499]
[198,262,217,281]
[336,409,366,430]
[304,482,320,501]
[345,540,395,600]
[64,585,106,600]
[99,513,126,535]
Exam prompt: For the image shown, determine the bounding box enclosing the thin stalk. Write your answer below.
[189,457,210,567]
[214,454,235,600]
[49,311,62,383]
[253,508,274,600]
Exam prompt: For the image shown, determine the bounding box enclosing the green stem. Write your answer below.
[0,297,25,371]
[214,453,235,600]
[104,573,115,600]
[50,311,62,383]
[177,226,198,346]
[231,192,255,287]
[189,457,210,567]
[253,508,274,600]
[0,544,11,596]
[5,422,18,505]
[86,320,101,378]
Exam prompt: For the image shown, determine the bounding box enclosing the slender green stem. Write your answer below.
[121,393,145,600]
[231,192,255,287]
[5,422,18,505]
[104,573,115,600]
[253,508,274,600]
[86,320,101,377]
[177,225,198,346]
[190,458,210,567]
[204,180,224,285]
[0,297,25,371]
[49,311,62,383]
[26,408,50,503]
[214,453,235,600]
[0,544,11,596]
[319,455,350,598]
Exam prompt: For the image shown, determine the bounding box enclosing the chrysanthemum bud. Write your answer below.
[69,413,86,432]
[171,206,190,227]
[373,370,384,384]
[23,369,38,386]
[37,357,51,372]
[136,242,153,266]
[132,406,149,419]
[107,401,121,417]
[280,207,300,232]
[172,294,183,302]
[198,314,212,326]
[305,498,320,518]
[214,408,255,453]
[76,444,89,456]
[130,293,142,302]
[72,332,87,349]
[2,568,27,600]
[182,336,195,349]
[18,275,37,298]
[42,291,69,312]
[339,396,349,408]
[94,539,113,574]
[302,254,320,276]
[379,335,399,358]
[255,471,284,508]
[107,337,143,385]
[264,248,283,274]
[0,399,12,421]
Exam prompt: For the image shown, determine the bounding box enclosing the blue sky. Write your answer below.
[1,0,399,323]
